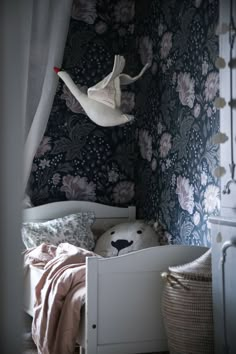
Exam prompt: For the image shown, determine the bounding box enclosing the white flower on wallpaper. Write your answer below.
[39,159,50,169]
[195,0,202,8]
[113,181,135,204]
[176,72,195,108]
[71,0,97,24]
[203,184,220,213]
[193,103,201,118]
[160,32,173,59]
[151,158,157,171]
[121,92,135,113]
[108,170,119,183]
[35,137,51,157]
[159,132,172,158]
[61,84,86,114]
[204,72,219,102]
[202,60,209,75]
[193,211,200,225]
[176,176,194,215]
[95,21,108,34]
[60,175,96,201]
[139,36,153,66]
[139,129,152,162]
[114,0,135,23]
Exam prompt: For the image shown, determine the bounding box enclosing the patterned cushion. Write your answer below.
[22,212,95,250]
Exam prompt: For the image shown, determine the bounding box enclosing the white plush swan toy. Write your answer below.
[54,55,150,127]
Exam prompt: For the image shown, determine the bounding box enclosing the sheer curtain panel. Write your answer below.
[24,0,73,192]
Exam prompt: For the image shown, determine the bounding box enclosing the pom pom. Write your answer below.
[212,132,229,144]
[214,166,226,178]
[53,67,61,74]
[214,97,226,109]
[215,57,226,69]
[215,22,229,35]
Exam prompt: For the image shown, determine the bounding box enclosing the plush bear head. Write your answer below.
[94,221,159,257]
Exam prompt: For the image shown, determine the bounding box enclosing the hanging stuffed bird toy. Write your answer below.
[54,55,150,127]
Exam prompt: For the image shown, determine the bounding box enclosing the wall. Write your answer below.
[28,0,220,246]
[135,0,220,245]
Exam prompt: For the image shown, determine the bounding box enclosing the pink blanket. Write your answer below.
[24,243,96,354]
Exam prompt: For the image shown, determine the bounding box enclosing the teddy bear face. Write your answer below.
[94,221,159,257]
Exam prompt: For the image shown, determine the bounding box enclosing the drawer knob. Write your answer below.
[216,232,222,243]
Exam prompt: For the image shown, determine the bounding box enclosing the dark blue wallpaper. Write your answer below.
[135,0,220,246]
[28,0,220,246]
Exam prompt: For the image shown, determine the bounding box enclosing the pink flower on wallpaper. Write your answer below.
[159,133,172,158]
[35,137,51,158]
[61,175,96,201]
[113,181,135,204]
[176,72,195,108]
[201,171,208,186]
[203,184,220,213]
[204,72,219,101]
[52,173,61,186]
[71,0,97,24]
[176,176,194,215]
[61,85,86,114]
[139,36,153,66]
[138,129,152,162]
[114,0,135,23]
[160,32,173,59]
[207,106,212,117]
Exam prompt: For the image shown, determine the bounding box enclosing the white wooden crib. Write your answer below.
[23,201,208,354]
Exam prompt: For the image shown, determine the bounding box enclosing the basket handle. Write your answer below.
[161,272,189,290]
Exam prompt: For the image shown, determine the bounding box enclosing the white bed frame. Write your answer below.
[23,201,208,354]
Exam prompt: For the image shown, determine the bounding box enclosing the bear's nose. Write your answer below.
[111,239,133,255]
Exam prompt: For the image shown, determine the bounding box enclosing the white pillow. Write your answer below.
[22,211,95,250]
[94,221,159,257]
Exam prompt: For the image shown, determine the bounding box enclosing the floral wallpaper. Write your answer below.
[135,0,220,246]
[28,0,138,207]
[28,0,220,246]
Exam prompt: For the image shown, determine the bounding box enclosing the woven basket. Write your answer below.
[161,249,214,354]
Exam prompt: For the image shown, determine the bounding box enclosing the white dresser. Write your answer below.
[209,217,236,354]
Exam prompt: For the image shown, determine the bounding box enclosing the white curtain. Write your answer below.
[24,0,73,192]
